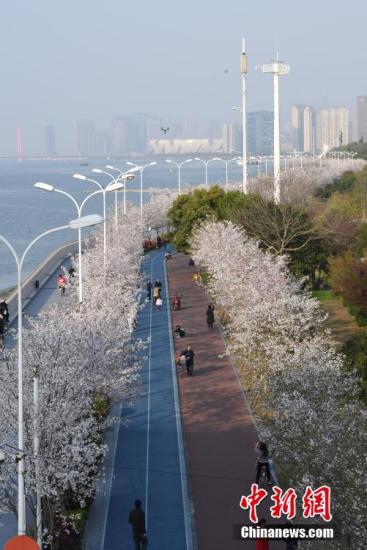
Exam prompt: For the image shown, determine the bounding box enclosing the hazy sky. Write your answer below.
[1,0,366,153]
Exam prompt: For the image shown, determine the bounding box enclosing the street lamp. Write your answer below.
[67,175,121,263]
[165,159,192,194]
[256,54,290,204]
[105,165,139,215]
[126,161,157,217]
[194,157,221,187]
[241,37,248,193]
[0,215,102,540]
[210,157,238,188]
[35,183,110,300]
[91,168,123,229]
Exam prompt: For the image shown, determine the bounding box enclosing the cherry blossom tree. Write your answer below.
[191,220,367,548]
[0,205,145,546]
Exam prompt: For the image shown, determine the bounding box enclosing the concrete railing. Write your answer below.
[5,240,79,321]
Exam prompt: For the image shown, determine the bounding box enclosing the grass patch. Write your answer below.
[311,289,333,301]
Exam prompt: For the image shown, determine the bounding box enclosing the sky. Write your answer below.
[0,0,366,154]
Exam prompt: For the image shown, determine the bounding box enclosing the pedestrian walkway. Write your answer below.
[167,253,282,550]
[84,249,193,550]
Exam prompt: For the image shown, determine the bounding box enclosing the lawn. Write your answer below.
[312,290,363,343]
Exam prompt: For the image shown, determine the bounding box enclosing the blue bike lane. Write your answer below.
[84,249,193,550]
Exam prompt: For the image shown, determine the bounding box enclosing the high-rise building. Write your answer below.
[45,125,56,156]
[75,120,96,156]
[291,105,315,152]
[247,111,273,156]
[222,124,241,153]
[291,105,304,151]
[96,130,111,156]
[316,108,349,152]
[303,106,315,153]
[357,96,367,142]
[127,113,148,153]
[207,120,221,138]
[111,117,127,154]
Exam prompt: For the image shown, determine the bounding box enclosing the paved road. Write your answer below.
[168,253,283,550]
[84,249,193,550]
[0,260,73,546]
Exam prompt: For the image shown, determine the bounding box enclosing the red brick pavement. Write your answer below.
[167,253,283,550]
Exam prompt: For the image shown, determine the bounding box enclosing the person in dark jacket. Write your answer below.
[174,325,186,338]
[128,499,148,550]
[206,304,215,328]
[182,345,195,376]
[255,441,271,483]
[154,279,162,289]
[0,299,9,322]
[146,281,152,302]
[0,312,5,347]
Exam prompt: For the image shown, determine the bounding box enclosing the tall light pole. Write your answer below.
[0,215,102,541]
[105,165,139,215]
[126,161,157,217]
[73,174,108,263]
[210,156,239,188]
[257,54,290,204]
[35,182,118,290]
[194,158,209,186]
[241,38,248,194]
[166,159,192,194]
[91,168,121,229]
[194,157,220,187]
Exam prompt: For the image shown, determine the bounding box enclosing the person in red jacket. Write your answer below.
[256,518,269,550]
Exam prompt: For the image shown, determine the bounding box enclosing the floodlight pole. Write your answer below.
[241,38,248,194]
[257,54,290,204]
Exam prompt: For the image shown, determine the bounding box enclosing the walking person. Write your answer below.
[182,345,195,376]
[68,266,76,283]
[128,499,148,550]
[0,312,5,348]
[0,299,9,322]
[146,280,152,302]
[155,296,163,310]
[206,303,215,329]
[255,441,271,483]
[153,285,160,304]
[56,273,67,295]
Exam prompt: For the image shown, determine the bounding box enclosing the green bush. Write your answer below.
[342,331,367,403]
[355,308,367,326]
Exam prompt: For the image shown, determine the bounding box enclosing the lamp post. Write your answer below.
[35,182,116,292]
[165,159,192,194]
[194,157,219,187]
[257,54,290,204]
[0,215,102,541]
[91,168,122,229]
[105,165,138,215]
[126,161,157,217]
[73,174,107,263]
[210,156,239,188]
[241,37,248,193]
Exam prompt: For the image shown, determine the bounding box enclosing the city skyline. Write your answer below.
[4,97,361,158]
[0,1,366,154]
